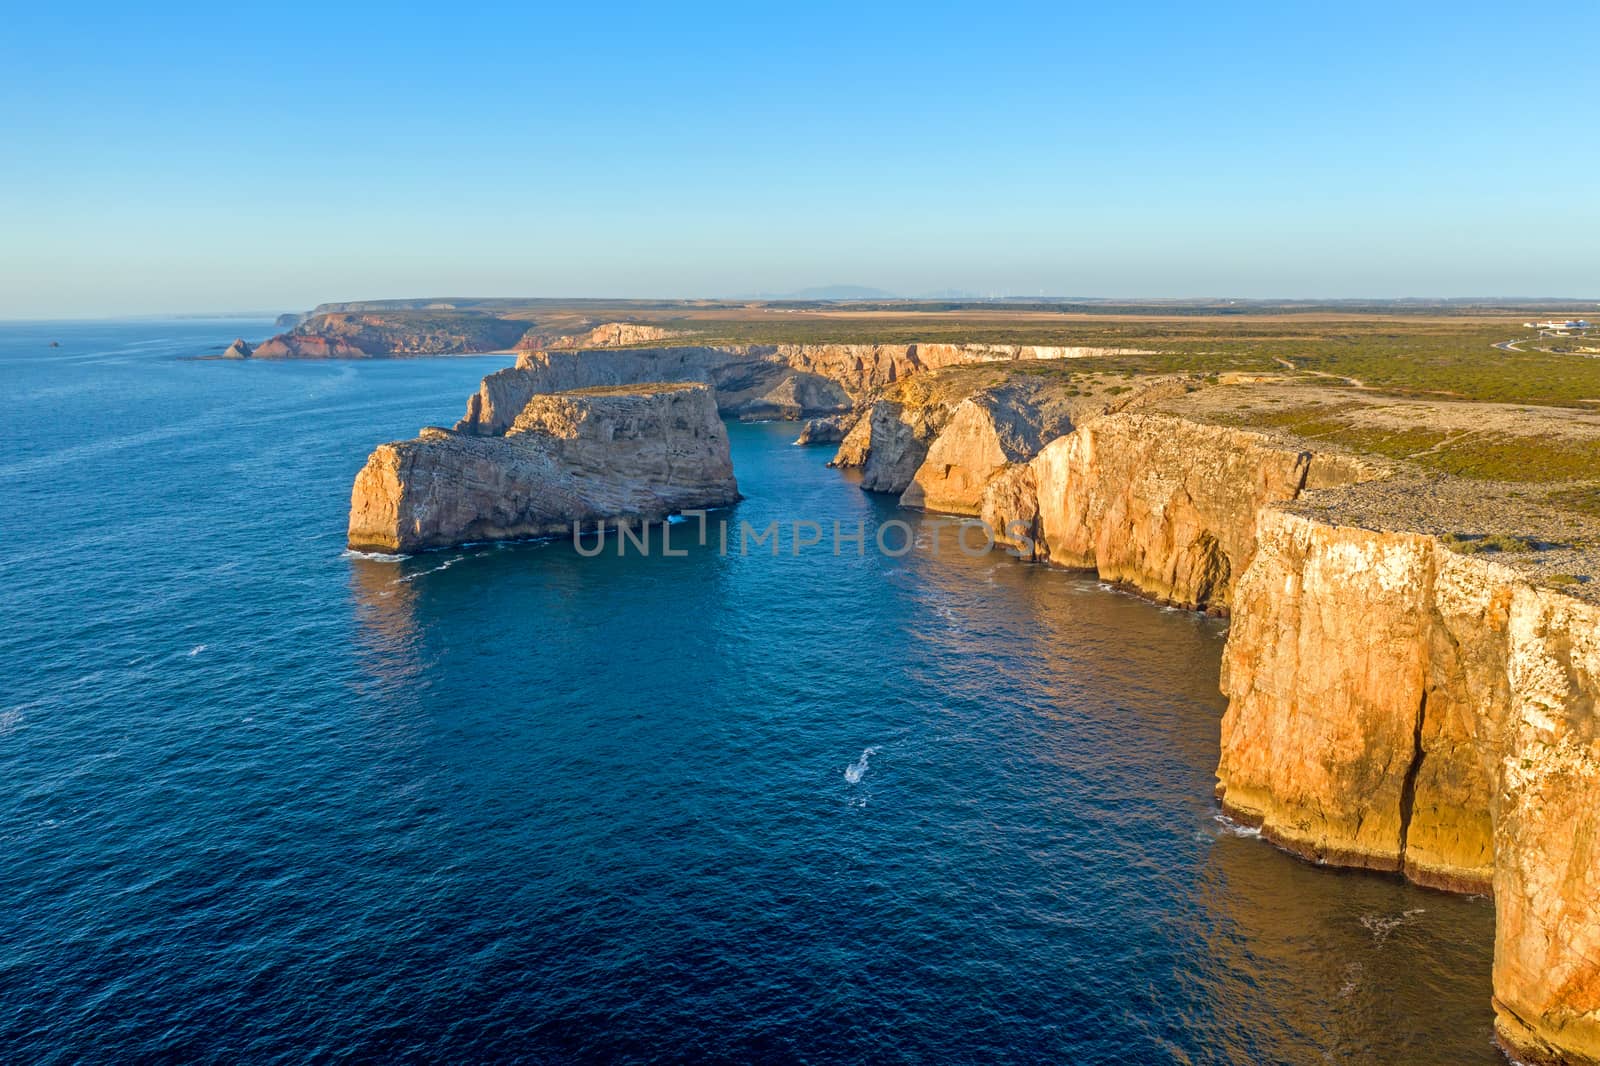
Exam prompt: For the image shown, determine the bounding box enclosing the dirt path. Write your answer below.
[1273,356,1367,389]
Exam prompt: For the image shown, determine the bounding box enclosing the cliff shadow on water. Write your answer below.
[343,420,1500,1065]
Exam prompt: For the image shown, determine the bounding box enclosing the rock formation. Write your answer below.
[900,386,1077,514]
[348,383,738,553]
[255,311,528,358]
[1214,501,1600,1065]
[457,347,854,431]
[455,343,1105,434]
[828,400,952,494]
[978,413,1374,609]
[835,369,1194,508]
[963,398,1599,1062]
[220,338,253,359]
[1216,512,1498,884]
[794,415,852,446]
[958,395,1600,1062]
[548,322,687,349]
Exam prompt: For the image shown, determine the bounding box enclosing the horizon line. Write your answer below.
[6,294,1600,323]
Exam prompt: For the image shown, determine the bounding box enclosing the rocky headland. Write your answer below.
[348,383,738,553]
[255,311,530,358]
[346,341,1600,1065]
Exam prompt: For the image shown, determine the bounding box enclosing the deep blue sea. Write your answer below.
[1,320,1499,1064]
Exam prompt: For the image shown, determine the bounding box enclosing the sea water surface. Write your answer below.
[1,320,1499,1064]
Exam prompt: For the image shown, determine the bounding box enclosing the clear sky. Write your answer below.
[3,1,1597,316]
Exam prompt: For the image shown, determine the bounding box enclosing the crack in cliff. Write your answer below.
[1396,687,1429,862]
[1290,451,1314,498]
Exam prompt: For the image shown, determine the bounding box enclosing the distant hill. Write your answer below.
[776,285,900,301]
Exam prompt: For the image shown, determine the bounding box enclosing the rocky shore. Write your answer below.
[347,343,1600,1065]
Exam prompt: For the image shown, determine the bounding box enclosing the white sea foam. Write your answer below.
[1211,813,1262,839]
[0,710,22,736]
[844,746,879,784]
[1339,961,1362,998]
[187,644,207,657]
[342,548,408,562]
[1359,908,1425,943]
[396,556,462,583]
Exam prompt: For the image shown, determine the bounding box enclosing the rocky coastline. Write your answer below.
[346,341,1600,1065]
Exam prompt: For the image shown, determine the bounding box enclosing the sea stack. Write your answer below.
[221,338,253,359]
[348,382,739,553]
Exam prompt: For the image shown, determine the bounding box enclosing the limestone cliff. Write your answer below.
[1215,512,1499,884]
[1214,505,1600,1065]
[457,347,854,431]
[828,399,952,494]
[901,385,1077,514]
[348,383,738,552]
[456,342,1106,433]
[981,413,1372,610]
[838,371,1210,510]
[548,322,687,349]
[1494,585,1600,1065]
[956,398,1599,1061]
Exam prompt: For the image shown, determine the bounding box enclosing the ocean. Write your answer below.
[0,319,1499,1063]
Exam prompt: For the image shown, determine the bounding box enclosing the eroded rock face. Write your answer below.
[826,400,953,494]
[1215,514,1497,884]
[974,405,1599,1062]
[794,415,853,446]
[1495,586,1600,1066]
[901,388,1076,514]
[829,413,874,469]
[456,343,1094,433]
[548,322,687,349]
[979,463,1041,553]
[984,414,1363,610]
[1215,508,1600,1065]
[457,347,854,431]
[221,338,253,359]
[348,384,738,552]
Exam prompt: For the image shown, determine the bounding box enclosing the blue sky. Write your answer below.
[3,1,1596,316]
